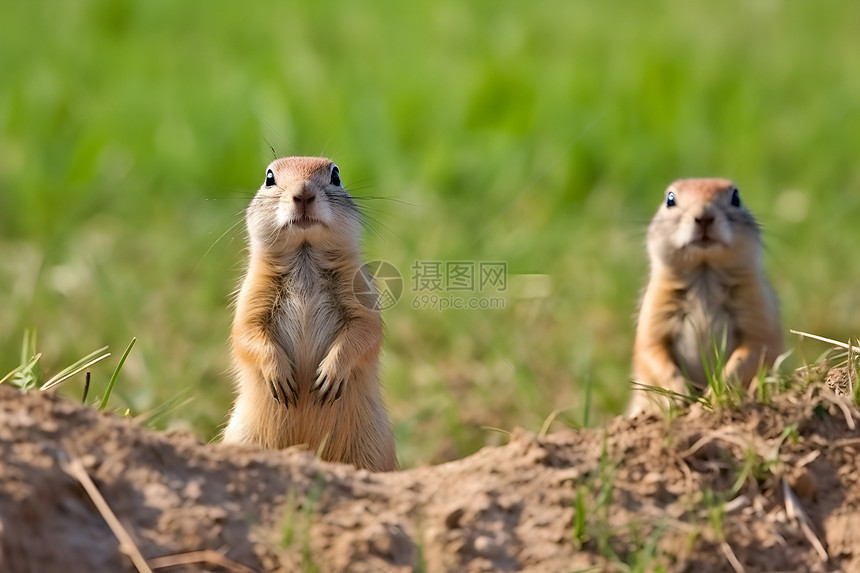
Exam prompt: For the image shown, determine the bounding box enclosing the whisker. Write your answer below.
[267,223,284,250]
[253,111,295,155]
[358,212,402,243]
[351,196,415,207]
[342,176,376,188]
[360,218,388,244]
[195,218,247,271]
[353,205,392,216]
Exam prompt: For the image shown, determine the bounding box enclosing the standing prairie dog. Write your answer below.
[628,178,783,416]
[223,156,396,471]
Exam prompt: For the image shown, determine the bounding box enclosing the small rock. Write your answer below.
[474,533,507,559]
[183,479,203,501]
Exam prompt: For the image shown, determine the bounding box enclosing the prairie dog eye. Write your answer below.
[666,191,676,208]
[265,169,276,187]
[730,187,741,207]
[330,165,341,187]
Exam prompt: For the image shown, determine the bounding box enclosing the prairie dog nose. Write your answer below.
[293,187,317,207]
[695,212,715,230]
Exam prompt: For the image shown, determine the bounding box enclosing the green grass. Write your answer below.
[572,442,669,572]
[2,330,41,391]
[1,329,134,409]
[2,0,860,467]
[281,477,324,573]
[100,337,137,410]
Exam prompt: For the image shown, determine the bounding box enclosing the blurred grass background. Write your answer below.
[2,0,859,467]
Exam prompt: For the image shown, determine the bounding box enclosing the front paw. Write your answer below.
[264,367,298,409]
[311,358,346,405]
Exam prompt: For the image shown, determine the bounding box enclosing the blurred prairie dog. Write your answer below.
[223,156,396,472]
[628,178,783,416]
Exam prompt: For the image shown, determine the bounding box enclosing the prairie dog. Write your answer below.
[628,178,783,416]
[223,156,396,472]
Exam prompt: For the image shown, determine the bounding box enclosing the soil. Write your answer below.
[1,373,859,573]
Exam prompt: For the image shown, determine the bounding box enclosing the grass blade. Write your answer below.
[135,387,193,428]
[40,347,111,391]
[790,329,860,352]
[8,352,44,390]
[0,367,18,386]
[100,338,136,410]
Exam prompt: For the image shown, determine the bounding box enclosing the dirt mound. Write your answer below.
[1,380,859,572]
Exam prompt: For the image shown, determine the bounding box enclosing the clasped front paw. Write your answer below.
[310,360,346,405]
[266,370,299,409]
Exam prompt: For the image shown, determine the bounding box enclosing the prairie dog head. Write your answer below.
[647,178,762,274]
[246,156,361,254]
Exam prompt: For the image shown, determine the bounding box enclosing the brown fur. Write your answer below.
[628,178,783,416]
[223,156,396,471]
